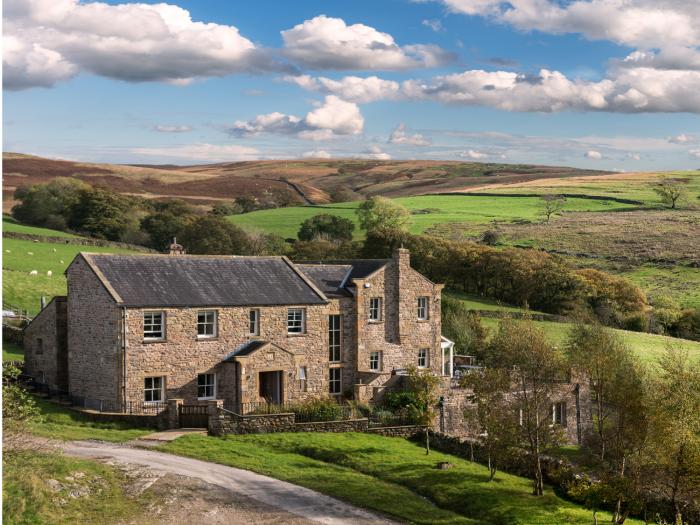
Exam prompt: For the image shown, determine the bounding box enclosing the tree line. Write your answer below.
[462,318,700,525]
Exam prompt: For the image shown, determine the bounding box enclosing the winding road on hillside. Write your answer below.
[64,440,396,525]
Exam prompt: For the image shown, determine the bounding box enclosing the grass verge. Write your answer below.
[3,449,147,525]
[29,398,151,443]
[3,342,24,362]
[161,432,639,525]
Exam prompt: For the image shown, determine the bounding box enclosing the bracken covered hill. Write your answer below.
[2,152,611,212]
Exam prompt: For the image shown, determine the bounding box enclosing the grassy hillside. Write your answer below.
[229,194,636,238]
[162,432,640,525]
[2,220,143,314]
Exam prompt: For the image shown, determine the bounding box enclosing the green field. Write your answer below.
[228,194,637,239]
[3,216,80,238]
[2,342,24,362]
[162,432,639,525]
[2,227,141,314]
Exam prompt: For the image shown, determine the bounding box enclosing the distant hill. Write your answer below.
[2,152,612,212]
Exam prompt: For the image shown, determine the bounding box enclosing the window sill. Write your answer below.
[196,336,219,341]
[142,339,166,344]
[287,332,307,337]
[367,320,383,324]
[417,319,430,323]
[197,397,215,401]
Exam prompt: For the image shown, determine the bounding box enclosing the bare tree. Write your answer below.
[540,194,566,223]
[652,177,687,209]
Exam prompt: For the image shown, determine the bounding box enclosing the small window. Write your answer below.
[417,297,429,320]
[144,312,164,340]
[287,308,306,334]
[144,376,164,402]
[418,348,429,368]
[249,309,260,335]
[369,297,382,321]
[197,310,217,338]
[329,367,342,395]
[197,373,216,399]
[299,366,307,392]
[552,402,567,427]
[369,351,382,372]
[329,314,342,362]
[36,338,44,355]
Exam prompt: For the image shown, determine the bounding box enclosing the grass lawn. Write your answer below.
[28,398,152,443]
[480,317,700,365]
[445,291,526,313]
[228,194,636,239]
[3,449,148,525]
[2,215,80,238]
[2,236,142,315]
[161,432,639,525]
[622,265,700,309]
[3,342,24,362]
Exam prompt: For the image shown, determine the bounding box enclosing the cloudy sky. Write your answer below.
[4,0,700,169]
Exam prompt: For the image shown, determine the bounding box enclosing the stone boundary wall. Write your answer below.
[65,405,167,430]
[366,425,423,438]
[3,231,157,252]
[293,419,369,433]
[472,310,568,323]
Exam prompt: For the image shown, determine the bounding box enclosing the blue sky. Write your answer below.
[4,0,700,169]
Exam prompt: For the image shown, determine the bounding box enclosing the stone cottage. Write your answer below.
[24,248,453,412]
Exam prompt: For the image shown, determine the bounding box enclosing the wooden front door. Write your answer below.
[259,371,283,404]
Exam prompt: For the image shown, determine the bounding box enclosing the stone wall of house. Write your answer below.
[352,249,444,404]
[121,298,356,407]
[66,256,122,403]
[23,297,67,391]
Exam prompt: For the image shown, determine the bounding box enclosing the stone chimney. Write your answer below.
[393,246,410,269]
[167,237,185,255]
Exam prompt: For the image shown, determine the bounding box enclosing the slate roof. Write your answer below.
[295,264,353,298]
[79,254,328,307]
[224,340,270,360]
[300,259,388,282]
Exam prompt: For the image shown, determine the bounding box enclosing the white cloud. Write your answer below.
[439,0,700,50]
[626,153,641,161]
[302,150,332,159]
[689,149,700,159]
[388,123,431,146]
[585,150,603,159]
[284,74,400,103]
[422,19,444,32]
[130,143,259,162]
[359,145,392,160]
[459,149,489,159]
[3,0,283,89]
[230,95,364,140]
[153,124,192,133]
[281,15,453,70]
[668,134,697,144]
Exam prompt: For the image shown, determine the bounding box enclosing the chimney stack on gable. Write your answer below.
[167,237,185,255]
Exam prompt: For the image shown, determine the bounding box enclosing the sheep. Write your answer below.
[53,248,57,252]
[60,260,64,264]
[4,250,10,253]
[47,270,53,277]
[27,252,34,255]
[29,270,38,276]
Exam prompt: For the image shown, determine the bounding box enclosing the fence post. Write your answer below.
[207,399,223,435]
[166,398,183,429]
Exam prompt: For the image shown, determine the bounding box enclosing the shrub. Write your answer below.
[297,213,355,242]
[292,398,343,422]
[481,230,501,245]
[383,391,419,412]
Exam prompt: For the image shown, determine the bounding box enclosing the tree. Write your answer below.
[210,202,242,216]
[652,177,687,209]
[540,194,566,223]
[69,186,142,240]
[405,365,441,454]
[3,364,42,448]
[179,215,252,255]
[141,199,197,250]
[356,197,410,234]
[643,349,700,524]
[462,367,518,480]
[485,318,567,495]
[297,213,355,243]
[441,296,488,358]
[12,178,89,230]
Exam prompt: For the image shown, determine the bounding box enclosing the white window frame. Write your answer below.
[329,314,342,362]
[197,310,217,339]
[329,367,342,395]
[418,348,429,368]
[249,309,260,336]
[298,366,307,392]
[369,297,382,322]
[287,308,306,334]
[552,402,567,427]
[197,373,217,400]
[417,297,429,320]
[369,351,382,372]
[144,376,164,403]
[143,311,165,341]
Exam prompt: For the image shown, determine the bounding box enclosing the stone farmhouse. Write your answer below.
[24,248,454,412]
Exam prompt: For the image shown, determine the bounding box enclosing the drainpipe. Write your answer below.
[121,307,127,412]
